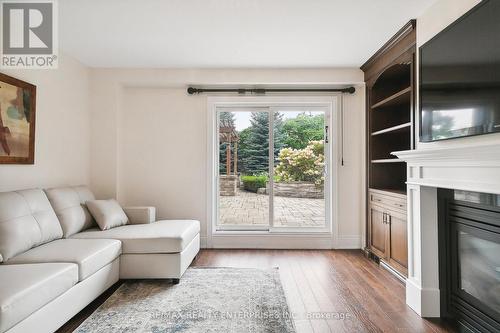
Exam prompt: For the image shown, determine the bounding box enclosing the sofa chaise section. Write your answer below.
[71,219,199,253]
[71,219,200,279]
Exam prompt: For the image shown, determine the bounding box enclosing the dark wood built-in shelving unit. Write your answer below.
[361,20,416,278]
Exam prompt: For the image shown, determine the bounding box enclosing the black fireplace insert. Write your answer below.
[438,189,500,332]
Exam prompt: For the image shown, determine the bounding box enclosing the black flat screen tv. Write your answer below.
[420,0,500,142]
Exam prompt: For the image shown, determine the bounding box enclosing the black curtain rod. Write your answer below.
[187,86,355,95]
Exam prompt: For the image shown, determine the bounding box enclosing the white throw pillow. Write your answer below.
[86,199,129,230]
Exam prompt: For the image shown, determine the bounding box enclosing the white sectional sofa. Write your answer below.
[0,186,200,333]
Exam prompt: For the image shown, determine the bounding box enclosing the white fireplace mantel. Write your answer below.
[394,143,500,195]
[392,142,500,317]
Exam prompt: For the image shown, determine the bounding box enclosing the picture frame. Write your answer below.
[0,73,36,164]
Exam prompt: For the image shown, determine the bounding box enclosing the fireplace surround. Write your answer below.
[393,142,500,319]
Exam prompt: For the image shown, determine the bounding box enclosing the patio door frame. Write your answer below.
[207,95,340,249]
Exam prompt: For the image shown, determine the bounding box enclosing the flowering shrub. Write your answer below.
[274,140,324,186]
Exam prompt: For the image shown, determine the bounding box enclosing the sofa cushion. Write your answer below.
[71,220,200,254]
[45,186,96,237]
[5,239,121,281]
[0,263,78,333]
[86,199,129,230]
[0,189,63,262]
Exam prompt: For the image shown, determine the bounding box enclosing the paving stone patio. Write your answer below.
[219,189,325,227]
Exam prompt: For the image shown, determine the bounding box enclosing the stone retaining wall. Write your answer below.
[272,181,324,199]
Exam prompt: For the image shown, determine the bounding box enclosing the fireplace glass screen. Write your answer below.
[458,231,500,314]
[440,188,500,331]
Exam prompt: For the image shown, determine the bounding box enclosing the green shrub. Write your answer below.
[241,175,267,193]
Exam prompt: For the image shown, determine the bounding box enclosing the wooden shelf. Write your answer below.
[371,122,411,136]
[371,159,405,163]
[371,87,411,109]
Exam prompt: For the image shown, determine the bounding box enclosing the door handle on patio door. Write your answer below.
[325,125,329,143]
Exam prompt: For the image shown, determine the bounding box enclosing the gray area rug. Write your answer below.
[75,267,296,333]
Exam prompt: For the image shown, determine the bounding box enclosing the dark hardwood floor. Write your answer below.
[58,249,455,333]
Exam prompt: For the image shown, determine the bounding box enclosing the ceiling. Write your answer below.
[60,0,436,68]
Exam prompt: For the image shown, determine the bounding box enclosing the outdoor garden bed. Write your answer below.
[272,181,324,199]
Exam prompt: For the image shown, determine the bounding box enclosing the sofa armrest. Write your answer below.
[123,206,156,224]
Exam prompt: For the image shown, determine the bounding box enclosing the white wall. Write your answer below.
[89,68,365,248]
[119,88,206,233]
[0,54,90,191]
[416,0,500,149]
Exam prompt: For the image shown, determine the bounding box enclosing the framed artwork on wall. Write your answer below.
[0,73,36,164]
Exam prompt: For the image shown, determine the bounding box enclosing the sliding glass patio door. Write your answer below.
[216,105,330,232]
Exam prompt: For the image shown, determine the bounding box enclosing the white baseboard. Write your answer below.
[334,235,362,249]
[200,233,362,250]
[209,234,333,249]
[406,278,441,317]
[200,236,208,249]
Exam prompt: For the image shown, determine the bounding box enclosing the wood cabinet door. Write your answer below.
[387,209,408,276]
[369,204,388,258]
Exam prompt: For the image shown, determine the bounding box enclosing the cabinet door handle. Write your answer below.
[382,213,386,223]
[387,214,391,225]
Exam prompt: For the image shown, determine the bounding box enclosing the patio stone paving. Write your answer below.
[219,189,325,227]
